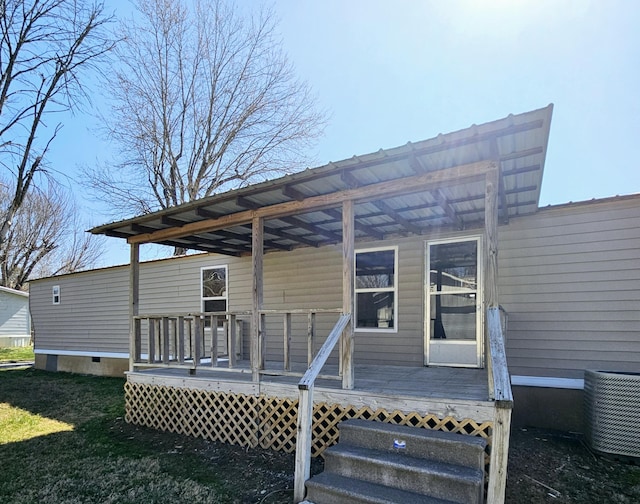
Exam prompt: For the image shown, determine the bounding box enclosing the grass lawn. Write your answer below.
[0,368,299,504]
[0,346,34,363]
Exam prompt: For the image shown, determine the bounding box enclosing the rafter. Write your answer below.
[128,160,494,245]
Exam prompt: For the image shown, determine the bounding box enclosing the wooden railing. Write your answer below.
[131,311,249,371]
[486,306,512,405]
[486,306,513,504]
[257,308,344,379]
[293,313,351,503]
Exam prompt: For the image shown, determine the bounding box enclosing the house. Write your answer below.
[29,104,640,502]
[0,286,31,347]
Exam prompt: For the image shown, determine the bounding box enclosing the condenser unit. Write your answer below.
[584,370,640,459]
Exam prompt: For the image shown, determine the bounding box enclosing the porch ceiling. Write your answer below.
[90,105,553,256]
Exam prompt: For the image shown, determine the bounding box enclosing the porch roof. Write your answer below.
[90,104,553,256]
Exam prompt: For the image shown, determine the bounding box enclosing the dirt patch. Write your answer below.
[506,428,640,503]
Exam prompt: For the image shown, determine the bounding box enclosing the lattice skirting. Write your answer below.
[124,381,494,466]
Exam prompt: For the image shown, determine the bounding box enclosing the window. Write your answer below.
[52,285,60,305]
[201,266,227,314]
[355,247,397,331]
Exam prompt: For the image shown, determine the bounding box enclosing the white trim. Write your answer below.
[0,285,29,298]
[354,245,399,333]
[34,349,129,359]
[511,375,585,390]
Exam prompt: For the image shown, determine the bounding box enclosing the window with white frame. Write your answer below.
[355,247,397,330]
[201,266,228,315]
[52,285,60,305]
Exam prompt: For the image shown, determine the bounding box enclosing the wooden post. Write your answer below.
[251,215,264,382]
[484,165,499,310]
[284,312,292,371]
[487,405,512,504]
[129,243,140,371]
[294,384,314,502]
[485,166,500,389]
[342,200,355,390]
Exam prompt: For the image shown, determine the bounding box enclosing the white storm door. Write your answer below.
[425,238,483,368]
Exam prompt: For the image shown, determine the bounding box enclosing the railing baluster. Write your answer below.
[307,312,315,366]
[194,316,202,367]
[134,317,141,363]
[211,316,218,367]
[177,316,185,364]
[284,312,291,371]
[148,318,156,363]
[228,314,237,368]
[259,312,266,370]
[162,317,170,364]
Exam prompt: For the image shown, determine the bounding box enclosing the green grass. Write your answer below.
[0,368,298,503]
[0,345,34,362]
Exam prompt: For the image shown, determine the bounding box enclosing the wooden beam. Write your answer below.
[251,216,264,382]
[128,160,494,245]
[129,243,140,371]
[341,200,355,390]
[499,146,543,162]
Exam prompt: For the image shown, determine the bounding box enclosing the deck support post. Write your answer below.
[251,215,264,382]
[488,405,512,503]
[129,243,140,372]
[341,199,355,390]
[294,384,314,502]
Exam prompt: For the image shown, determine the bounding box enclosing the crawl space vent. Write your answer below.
[584,370,640,458]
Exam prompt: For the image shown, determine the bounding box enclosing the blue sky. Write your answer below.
[45,0,640,266]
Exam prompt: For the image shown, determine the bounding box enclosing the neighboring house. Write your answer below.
[28,105,640,503]
[0,286,31,347]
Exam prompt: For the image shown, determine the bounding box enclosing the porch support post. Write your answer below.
[485,163,512,504]
[251,215,264,382]
[484,164,499,310]
[129,243,140,372]
[341,199,355,390]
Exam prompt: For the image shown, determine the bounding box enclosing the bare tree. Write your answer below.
[85,0,325,248]
[0,0,114,248]
[0,180,103,290]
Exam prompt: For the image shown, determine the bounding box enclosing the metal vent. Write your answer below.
[584,370,640,458]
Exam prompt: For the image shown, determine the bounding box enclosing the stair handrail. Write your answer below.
[486,306,512,405]
[293,313,351,503]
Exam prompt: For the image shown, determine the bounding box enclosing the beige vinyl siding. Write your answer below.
[499,196,640,379]
[29,233,438,366]
[0,291,30,336]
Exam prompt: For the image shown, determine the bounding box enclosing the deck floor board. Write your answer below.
[133,361,489,402]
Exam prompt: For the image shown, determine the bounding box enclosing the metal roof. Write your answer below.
[90,104,554,256]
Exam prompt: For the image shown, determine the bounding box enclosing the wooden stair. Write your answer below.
[302,419,486,504]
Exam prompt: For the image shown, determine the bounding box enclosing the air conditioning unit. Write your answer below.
[584,370,640,458]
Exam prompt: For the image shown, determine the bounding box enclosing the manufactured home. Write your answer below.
[29,104,640,503]
[0,286,31,347]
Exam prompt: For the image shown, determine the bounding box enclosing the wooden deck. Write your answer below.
[127,362,494,422]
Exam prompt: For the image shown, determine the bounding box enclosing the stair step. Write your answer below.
[323,444,484,504]
[338,419,486,469]
[306,472,457,504]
